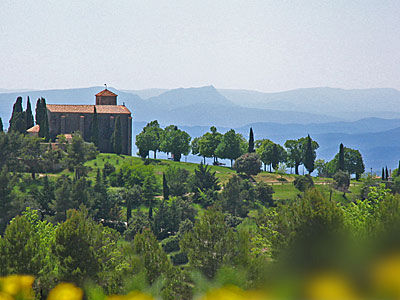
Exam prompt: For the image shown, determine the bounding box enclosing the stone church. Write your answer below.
[46,89,132,155]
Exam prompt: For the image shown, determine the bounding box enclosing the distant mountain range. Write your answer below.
[219,87,400,120]
[0,85,399,171]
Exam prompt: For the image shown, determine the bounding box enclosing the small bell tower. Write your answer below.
[95,86,117,105]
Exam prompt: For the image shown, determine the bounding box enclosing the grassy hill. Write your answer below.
[80,154,361,203]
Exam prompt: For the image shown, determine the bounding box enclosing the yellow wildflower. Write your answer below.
[47,283,83,300]
[0,275,34,298]
[371,252,400,296]
[200,285,247,300]
[306,272,359,300]
[0,291,13,300]
[106,291,154,300]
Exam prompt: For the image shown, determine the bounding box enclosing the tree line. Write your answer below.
[136,121,365,179]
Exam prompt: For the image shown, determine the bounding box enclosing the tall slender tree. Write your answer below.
[35,98,43,125]
[386,166,389,180]
[0,117,3,132]
[382,167,385,181]
[112,116,122,154]
[248,127,255,153]
[303,135,316,174]
[162,173,169,201]
[38,98,49,141]
[337,143,345,171]
[25,96,34,130]
[9,97,25,133]
[90,106,99,147]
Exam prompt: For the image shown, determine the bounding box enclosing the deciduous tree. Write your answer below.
[215,129,246,167]
[180,209,235,278]
[160,125,191,162]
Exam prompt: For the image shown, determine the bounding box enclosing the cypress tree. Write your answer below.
[112,116,122,154]
[25,96,34,130]
[38,98,49,141]
[0,117,3,132]
[9,97,25,133]
[382,167,385,181]
[90,106,99,147]
[338,143,345,171]
[248,127,255,153]
[35,98,43,125]
[162,173,169,201]
[386,166,389,180]
[303,134,315,174]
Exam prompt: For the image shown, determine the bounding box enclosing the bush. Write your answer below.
[333,170,350,194]
[165,166,190,196]
[109,163,154,188]
[171,252,188,266]
[103,162,115,177]
[233,153,261,176]
[294,175,314,192]
[162,235,180,253]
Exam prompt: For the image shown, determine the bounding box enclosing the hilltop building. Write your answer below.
[44,89,132,155]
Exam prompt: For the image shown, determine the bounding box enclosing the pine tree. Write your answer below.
[90,106,99,147]
[112,116,122,154]
[25,96,34,130]
[35,176,55,216]
[38,98,49,141]
[248,127,255,153]
[163,173,169,201]
[9,97,25,133]
[382,167,385,181]
[0,117,3,132]
[143,175,157,219]
[337,143,345,171]
[386,166,389,180]
[303,135,315,174]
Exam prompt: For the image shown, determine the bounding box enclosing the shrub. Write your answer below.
[294,175,314,192]
[162,235,180,253]
[233,153,261,176]
[171,252,188,266]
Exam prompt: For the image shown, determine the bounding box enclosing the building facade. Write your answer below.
[46,89,132,155]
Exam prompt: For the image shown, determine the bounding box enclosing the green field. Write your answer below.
[79,153,362,202]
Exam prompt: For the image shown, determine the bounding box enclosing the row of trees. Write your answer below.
[135,121,191,161]
[137,121,365,179]
[8,96,50,140]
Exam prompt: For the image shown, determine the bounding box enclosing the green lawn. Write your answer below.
[84,153,235,183]
[62,153,364,204]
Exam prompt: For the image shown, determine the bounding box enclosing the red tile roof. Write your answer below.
[27,124,40,133]
[95,89,118,97]
[47,105,131,114]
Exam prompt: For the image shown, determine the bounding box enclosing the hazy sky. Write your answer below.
[1,0,399,92]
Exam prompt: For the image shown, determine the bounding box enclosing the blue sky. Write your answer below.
[0,0,399,92]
